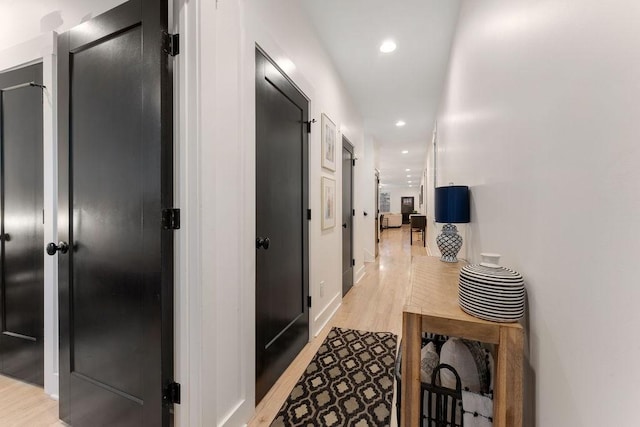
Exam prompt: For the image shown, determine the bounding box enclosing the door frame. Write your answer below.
[254,45,310,403]
[0,33,58,398]
[0,61,45,386]
[341,137,354,296]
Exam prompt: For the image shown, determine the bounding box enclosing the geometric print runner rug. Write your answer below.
[271,327,398,427]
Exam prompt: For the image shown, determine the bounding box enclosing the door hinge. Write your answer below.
[163,32,180,56]
[352,159,356,167]
[162,208,181,230]
[352,209,355,216]
[163,382,181,405]
[307,209,312,220]
[305,119,316,133]
[352,259,355,267]
[307,295,312,308]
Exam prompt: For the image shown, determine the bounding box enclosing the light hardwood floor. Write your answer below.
[249,224,428,426]
[0,375,63,426]
[0,225,426,426]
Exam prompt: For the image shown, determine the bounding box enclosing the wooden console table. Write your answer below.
[400,256,523,427]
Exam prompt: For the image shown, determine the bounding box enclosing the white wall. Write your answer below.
[359,135,378,264]
[0,0,126,52]
[431,1,640,425]
[192,1,367,425]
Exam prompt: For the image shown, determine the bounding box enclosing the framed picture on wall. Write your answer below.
[321,176,336,229]
[321,113,336,171]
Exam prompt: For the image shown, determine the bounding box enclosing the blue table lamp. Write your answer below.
[435,185,470,262]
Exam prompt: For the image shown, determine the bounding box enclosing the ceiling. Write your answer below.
[1,0,459,189]
[300,0,461,189]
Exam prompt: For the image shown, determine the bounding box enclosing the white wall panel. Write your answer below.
[432,1,640,425]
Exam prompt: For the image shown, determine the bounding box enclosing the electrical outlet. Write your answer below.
[319,281,325,298]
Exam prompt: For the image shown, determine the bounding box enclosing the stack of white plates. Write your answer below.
[458,254,525,323]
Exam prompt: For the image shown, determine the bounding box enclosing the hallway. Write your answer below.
[249,225,429,426]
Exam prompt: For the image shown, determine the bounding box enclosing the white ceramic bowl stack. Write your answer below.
[458,253,525,323]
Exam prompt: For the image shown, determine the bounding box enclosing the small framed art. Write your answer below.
[321,113,336,171]
[321,176,336,229]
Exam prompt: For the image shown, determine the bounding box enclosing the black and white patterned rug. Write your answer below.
[271,327,398,427]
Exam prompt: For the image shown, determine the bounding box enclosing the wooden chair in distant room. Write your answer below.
[410,215,426,247]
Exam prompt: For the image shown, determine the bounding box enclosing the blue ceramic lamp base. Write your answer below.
[436,223,463,263]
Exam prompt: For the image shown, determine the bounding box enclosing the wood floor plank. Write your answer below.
[0,374,62,426]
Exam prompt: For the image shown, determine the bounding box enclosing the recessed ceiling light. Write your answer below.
[379,40,397,53]
[396,120,406,127]
[402,150,409,154]
[409,185,413,187]
[405,169,411,172]
[408,181,412,183]
[406,175,411,177]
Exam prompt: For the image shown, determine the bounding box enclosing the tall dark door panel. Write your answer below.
[56,0,173,425]
[0,63,44,386]
[255,48,309,403]
[401,196,414,224]
[342,140,354,296]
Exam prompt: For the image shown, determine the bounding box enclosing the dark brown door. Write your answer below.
[56,0,174,425]
[401,196,414,224]
[255,48,309,403]
[375,171,379,257]
[0,63,44,386]
[342,139,354,296]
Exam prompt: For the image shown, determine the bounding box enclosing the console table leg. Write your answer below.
[401,312,421,427]
[494,327,524,427]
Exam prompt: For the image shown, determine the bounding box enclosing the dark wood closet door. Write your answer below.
[56,0,174,424]
[255,48,309,403]
[0,63,44,386]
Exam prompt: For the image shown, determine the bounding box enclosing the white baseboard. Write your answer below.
[355,265,366,284]
[313,292,341,337]
[48,373,59,400]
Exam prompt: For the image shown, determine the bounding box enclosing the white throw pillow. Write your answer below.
[439,338,492,394]
[420,342,439,383]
